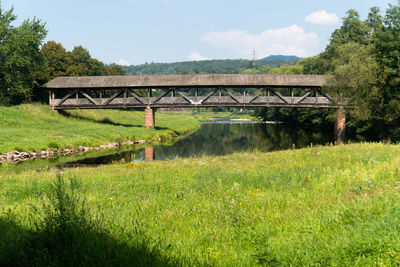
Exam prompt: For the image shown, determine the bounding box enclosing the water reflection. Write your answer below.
[144,147,155,162]
[136,122,334,162]
[9,120,339,169]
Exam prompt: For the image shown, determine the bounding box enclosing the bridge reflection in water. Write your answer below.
[144,147,155,162]
[123,147,155,162]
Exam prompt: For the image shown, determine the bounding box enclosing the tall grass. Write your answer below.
[0,174,177,266]
[1,143,400,265]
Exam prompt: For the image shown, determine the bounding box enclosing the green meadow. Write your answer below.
[1,143,400,266]
[0,104,199,154]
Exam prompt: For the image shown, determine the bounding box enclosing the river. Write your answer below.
[6,118,339,171]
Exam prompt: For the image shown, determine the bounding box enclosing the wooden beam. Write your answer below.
[248,91,262,104]
[151,88,172,104]
[128,89,145,104]
[177,91,192,103]
[79,90,100,106]
[198,88,219,104]
[56,92,73,106]
[269,88,289,104]
[103,89,124,105]
[294,89,313,104]
[317,89,337,105]
[221,88,240,103]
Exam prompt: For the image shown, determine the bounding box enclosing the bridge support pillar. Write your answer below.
[145,147,155,162]
[335,108,346,144]
[144,107,155,128]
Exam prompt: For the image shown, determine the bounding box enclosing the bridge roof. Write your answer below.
[43,74,327,89]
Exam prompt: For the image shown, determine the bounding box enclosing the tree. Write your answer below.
[327,9,369,54]
[327,42,381,121]
[0,3,47,105]
[366,6,384,34]
[369,1,400,138]
[41,41,72,79]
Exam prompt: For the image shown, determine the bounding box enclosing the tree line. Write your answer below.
[0,4,125,106]
[255,2,400,142]
[121,57,299,75]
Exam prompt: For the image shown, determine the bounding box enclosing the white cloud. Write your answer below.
[116,59,131,66]
[188,51,210,61]
[305,10,339,25]
[201,25,319,58]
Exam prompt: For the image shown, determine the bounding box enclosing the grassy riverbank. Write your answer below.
[1,143,400,265]
[0,104,200,154]
[192,111,259,122]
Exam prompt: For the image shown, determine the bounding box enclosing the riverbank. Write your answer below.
[0,104,200,162]
[191,111,260,122]
[1,143,399,265]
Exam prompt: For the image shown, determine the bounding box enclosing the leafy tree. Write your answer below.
[298,57,328,75]
[326,9,369,56]
[41,42,126,79]
[366,6,384,34]
[327,43,381,121]
[41,41,72,79]
[368,1,400,139]
[0,3,47,105]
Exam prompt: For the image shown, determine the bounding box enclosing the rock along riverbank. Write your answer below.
[0,139,152,164]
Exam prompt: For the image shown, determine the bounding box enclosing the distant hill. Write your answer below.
[121,57,300,75]
[261,55,301,61]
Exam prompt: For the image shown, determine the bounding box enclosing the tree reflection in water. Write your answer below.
[57,121,339,167]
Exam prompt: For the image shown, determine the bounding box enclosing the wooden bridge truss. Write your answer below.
[48,87,352,110]
[45,74,352,110]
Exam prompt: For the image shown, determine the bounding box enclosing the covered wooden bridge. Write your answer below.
[44,74,351,142]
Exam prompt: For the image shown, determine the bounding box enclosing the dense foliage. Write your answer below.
[122,57,299,75]
[257,2,400,141]
[0,5,47,105]
[0,3,125,105]
[41,41,126,80]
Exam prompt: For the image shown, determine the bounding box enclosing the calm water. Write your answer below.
[55,119,335,167]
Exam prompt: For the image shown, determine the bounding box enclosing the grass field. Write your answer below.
[0,104,200,154]
[1,143,400,265]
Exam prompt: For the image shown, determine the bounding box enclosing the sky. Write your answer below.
[2,0,398,65]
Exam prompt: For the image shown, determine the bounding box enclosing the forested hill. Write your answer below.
[121,56,300,75]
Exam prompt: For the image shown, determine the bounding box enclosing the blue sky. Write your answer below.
[2,0,397,65]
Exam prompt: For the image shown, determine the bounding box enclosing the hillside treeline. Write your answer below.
[121,57,299,75]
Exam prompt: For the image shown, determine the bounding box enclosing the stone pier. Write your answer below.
[335,108,346,144]
[144,107,155,128]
